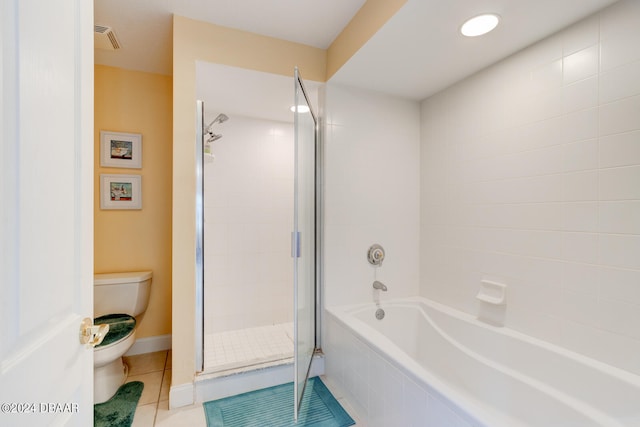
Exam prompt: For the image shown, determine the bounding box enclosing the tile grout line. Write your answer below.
[151,350,169,426]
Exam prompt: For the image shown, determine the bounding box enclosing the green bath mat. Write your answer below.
[203,377,355,427]
[94,381,144,427]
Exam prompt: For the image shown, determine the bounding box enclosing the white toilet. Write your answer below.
[93,271,152,404]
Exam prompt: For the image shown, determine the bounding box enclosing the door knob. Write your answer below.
[79,317,109,348]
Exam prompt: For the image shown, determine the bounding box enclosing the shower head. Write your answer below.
[207,133,222,143]
[205,113,229,135]
[213,113,228,124]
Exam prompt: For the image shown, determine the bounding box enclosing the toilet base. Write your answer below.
[94,356,128,404]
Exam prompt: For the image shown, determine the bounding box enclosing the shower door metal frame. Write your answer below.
[293,66,321,421]
[194,79,323,381]
[195,100,205,373]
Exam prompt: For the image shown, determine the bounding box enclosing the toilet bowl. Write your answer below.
[94,271,152,404]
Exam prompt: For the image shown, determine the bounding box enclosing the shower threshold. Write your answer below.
[203,322,294,376]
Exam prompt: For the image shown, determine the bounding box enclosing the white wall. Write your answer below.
[420,0,640,374]
[324,84,421,308]
[204,115,294,333]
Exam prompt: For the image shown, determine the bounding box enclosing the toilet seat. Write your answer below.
[94,313,136,349]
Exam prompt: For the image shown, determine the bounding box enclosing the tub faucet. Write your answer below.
[373,280,387,291]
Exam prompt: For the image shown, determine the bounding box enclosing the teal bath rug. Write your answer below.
[94,381,144,427]
[203,377,355,427]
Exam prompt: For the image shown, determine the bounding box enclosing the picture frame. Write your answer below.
[100,174,142,210]
[100,131,142,169]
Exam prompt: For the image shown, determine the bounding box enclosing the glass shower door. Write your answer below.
[293,67,317,421]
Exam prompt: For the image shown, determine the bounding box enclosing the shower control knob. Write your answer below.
[367,244,385,266]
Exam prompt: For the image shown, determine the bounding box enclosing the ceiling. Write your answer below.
[95,0,619,101]
[331,0,619,100]
[94,0,366,77]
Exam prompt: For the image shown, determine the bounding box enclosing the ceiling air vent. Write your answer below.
[94,25,121,50]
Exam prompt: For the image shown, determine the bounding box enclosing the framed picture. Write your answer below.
[100,174,142,210]
[100,131,142,168]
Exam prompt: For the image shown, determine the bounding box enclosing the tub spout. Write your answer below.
[373,280,387,291]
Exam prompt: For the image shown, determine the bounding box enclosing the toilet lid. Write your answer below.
[94,314,136,348]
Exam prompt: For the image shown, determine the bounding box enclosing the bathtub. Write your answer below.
[324,297,640,427]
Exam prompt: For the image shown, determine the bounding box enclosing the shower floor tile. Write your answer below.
[204,322,294,373]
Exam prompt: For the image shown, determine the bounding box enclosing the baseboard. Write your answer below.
[169,382,195,409]
[125,334,172,356]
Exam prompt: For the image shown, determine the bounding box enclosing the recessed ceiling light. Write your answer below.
[460,14,500,37]
[290,105,310,113]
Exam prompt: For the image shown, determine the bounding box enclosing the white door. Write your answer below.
[0,0,94,426]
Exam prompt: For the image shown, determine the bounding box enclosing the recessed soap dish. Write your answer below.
[476,280,507,305]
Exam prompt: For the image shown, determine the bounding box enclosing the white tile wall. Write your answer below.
[323,84,421,307]
[203,115,294,334]
[419,0,640,374]
[600,131,640,167]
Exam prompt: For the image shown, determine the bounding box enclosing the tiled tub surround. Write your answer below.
[325,298,640,427]
[420,0,640,375]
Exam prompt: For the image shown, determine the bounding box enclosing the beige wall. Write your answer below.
[171,0,406,398]
[95,65,172,339]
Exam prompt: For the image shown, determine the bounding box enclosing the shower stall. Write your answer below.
[194,63,320,416]
[198,110,297,374]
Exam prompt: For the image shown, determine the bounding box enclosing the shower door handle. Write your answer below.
[291,231,301,258]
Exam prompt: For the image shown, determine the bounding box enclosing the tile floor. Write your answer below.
[125,350,364,426]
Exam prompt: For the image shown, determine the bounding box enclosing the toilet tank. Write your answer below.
[94,271,152,318]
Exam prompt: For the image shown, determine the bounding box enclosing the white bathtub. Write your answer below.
[325,297,640,427]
